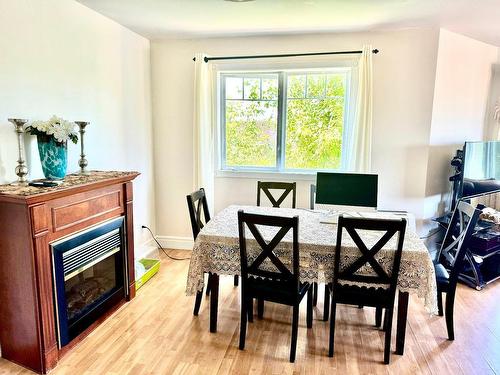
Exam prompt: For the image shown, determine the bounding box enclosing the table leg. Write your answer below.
[209,273,219,333]
[396,291,409,355]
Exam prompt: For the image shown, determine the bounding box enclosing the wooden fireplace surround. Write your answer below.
[0,172,139,374]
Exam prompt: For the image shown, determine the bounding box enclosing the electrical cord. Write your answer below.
[419,228,441,240]
[142,225,190,261]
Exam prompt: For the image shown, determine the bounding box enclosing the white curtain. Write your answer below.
[348,45,373,172]
[193,52,215,212]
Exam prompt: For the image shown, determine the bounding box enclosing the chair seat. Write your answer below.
[331,283,393,308]
[434,263,450,289]
[246,276,310,305]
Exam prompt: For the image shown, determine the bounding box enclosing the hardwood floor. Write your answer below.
[1,250,499,375]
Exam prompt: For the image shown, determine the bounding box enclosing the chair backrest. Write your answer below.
[257,181,296,208]
[238,210,300,291]
[438,200,481,282]
[186,188,211,240]
[310,184,316,210]
[334,216,407,297]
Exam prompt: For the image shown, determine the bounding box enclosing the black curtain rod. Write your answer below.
[193,49,379,62]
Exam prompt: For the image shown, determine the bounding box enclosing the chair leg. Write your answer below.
[312,282,318,306]
[323,285,330,321]
[375,307,383,327]
[290,305,299,363]
[307,287,313,328]
[437,291,444,316]
[206,273,211,296]
[257,298,264,319]
[247,298,254,323]
[382,309,389,332]
[193,290,203,316]
[445,292,456,340]
[239,297,248,350]
[234,275,239,287]
[328,298,337,357]
[383,306,394,364]
[209,274,219,333]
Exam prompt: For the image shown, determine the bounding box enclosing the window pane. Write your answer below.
[285,73,346,170]
[262,78,278,100]
[243,78,261,100]
[306,74,326,98]
[225,98,278,168]
[326,74,345,97]
[287,75,305,98]
[221,70,349,172]
[226,77,243,99]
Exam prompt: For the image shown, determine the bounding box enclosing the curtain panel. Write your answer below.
[193,52,215,212]
[348,45,373,173]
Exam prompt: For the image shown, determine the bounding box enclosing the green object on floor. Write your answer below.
[135,258,160,290]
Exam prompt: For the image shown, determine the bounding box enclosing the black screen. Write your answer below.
[316,172,378,208]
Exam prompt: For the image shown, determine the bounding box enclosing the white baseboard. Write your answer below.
[156,236,194,250]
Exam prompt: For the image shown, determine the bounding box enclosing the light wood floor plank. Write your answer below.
[0,250,499,375]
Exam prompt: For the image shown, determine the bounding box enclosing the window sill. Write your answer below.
[216,169,317,181]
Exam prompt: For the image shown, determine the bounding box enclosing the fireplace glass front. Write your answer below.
[52,217,127,347]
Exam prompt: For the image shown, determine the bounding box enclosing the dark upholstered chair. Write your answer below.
[257,181,296,208]
[328,215,406,364]
[237,210,312,362]
[187,188,238,316]
[434,200,481,340]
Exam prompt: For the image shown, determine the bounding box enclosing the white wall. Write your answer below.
[484,64,500,140]
[0,0,155,255]
[424,29,499,219]
[151,28,440,242]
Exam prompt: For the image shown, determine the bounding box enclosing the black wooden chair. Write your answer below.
[186,188,210,240]
[257,181,296,208]
[255,181,297,314]
[308,184,321,308]
[434,200,481,340]
[309,184,316,211]
[187,188,238,316]
[328,215,407,364]
[311,182,370,319]
[237,210,313,363]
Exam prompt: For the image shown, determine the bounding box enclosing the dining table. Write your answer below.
[186,205,438,355]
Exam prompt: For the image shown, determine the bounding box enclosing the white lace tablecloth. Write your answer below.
[186,205,438,315]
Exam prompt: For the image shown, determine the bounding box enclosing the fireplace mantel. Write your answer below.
[0,171,139,374]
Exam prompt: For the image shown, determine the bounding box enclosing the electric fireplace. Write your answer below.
[51,217,127,347]
[0,172,138,373]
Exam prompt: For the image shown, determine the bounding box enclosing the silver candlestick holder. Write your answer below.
[75,121,90,175]
[7,118,29,186]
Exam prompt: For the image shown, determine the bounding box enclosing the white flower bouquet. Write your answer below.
[26,115,78,144]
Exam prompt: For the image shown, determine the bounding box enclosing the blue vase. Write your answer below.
[37,135,68,180]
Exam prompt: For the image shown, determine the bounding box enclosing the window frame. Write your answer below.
[218,67,353,175]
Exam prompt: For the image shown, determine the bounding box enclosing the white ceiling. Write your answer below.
[77,0,500,46]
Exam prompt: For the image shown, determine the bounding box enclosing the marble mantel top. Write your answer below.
[0,171,139,198]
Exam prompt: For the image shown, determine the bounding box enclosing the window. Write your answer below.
[219,68,353,173]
